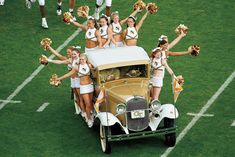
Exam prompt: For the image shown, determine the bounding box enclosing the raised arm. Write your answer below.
[70,20,87,31]
[166,49,191,57]
[47,45,67,60]
[168,31,186,50]
[57,68,77,81]
[136,11,148,32]
[120,7,140,25]
[48,58,70,65]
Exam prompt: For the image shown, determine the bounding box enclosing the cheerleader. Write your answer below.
[56,54,95,128]
[123,8,149,46]
[70,16,102,53]
[99,14,111,48]
[157,32,191,58]
[150,47,177,101]
[109,8,140,47]
[46,45,85,115]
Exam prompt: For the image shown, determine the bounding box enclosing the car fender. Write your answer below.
[160,104,179,119]
[96,112,129,134]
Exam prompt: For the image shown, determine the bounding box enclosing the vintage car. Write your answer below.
[85,46,179,153]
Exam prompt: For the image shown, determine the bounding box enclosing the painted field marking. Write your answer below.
[187,112,214,117]
[36,102,50,112]
[0,4,106,110]
[231,120,235,127]
[0,99,22,104]
[161,71,235,157]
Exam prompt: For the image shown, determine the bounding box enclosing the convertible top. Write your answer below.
[86,46,150,70]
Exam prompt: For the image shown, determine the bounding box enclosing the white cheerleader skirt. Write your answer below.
[109,41,124,48]
[70,78,80,88]
[85,46,98,53]
[80,83,94,94]
[150,76,163,87]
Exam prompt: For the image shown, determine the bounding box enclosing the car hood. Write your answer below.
[105,79,149,102]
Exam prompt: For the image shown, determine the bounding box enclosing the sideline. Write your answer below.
[0,4,105,110]
[161,71,235,157]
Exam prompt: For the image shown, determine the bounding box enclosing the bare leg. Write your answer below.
[152,87,161,100]
[69,0,75,13]
[57,0,62,15]
[39,5,48,28]
[105,6,111,17]
[82,93,92,120]
[74,88,85,113]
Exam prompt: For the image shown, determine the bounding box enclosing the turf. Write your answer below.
[0,0,234,156]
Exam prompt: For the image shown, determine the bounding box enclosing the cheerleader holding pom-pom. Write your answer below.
[55,54,95,128]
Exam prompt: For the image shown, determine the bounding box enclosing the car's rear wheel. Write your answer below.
[100,124,111,154]
[164,118,176,147]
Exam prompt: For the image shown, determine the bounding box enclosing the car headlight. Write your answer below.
[150,100,161,114]
[116,103,126,114]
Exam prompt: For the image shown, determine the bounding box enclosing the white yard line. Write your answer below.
[0,99,22,104]
[231,120,235,127]
[161,71,235,157]
[36,102,50,112]
[0,4,105,110]
[187,112,214,117]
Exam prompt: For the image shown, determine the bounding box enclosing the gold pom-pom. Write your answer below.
[49,74,61,87]
[77,5,89,18]
[40,38,52,51]
[133,0,146,11]
[176,75,184,86]
[147,3,158,14]
[175,24,188,36]
[39,55,48,65]
[188,45,200,56]
[63,12,73,24]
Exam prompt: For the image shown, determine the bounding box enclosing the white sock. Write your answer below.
[42,17,47,22]
[69,8,73,13]
[58,2,62,6]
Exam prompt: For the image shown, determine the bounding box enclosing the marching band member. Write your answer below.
[150,47,177,101]
[99,14,111,48]
[56,0,76,16]
[46,45,85,115]
[25,0,48,29]
[94,0,112,20]
[109,8,140,47]
[123,9,149,46]
[70,16,102,53]
[56,54,95,128]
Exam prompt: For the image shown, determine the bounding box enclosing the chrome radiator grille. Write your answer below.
[126,97,149,131]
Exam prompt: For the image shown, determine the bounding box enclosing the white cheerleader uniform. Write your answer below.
[99,25,109,48]
[78,64,94,94]
[125,27,138,40]
[150,56,165,87]
[70,58,80,88]
[85,28,98,53]
[110,22,124,48]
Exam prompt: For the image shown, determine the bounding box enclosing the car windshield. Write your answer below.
[99,64,148,82]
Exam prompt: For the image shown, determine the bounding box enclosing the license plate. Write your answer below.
[131,110,145,119]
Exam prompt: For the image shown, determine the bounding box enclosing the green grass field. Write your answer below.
[0,0,235,156]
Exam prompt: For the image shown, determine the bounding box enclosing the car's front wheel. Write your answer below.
[100,124,111,154]
[164,118,176,147]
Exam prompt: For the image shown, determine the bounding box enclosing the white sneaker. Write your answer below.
[31,0,36,2]
[57,9,62,16]
[94,7,99,20]
[87,120,94,128]
[25,0,32,9]
[42,18,48,29]
[0,0,5,6]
